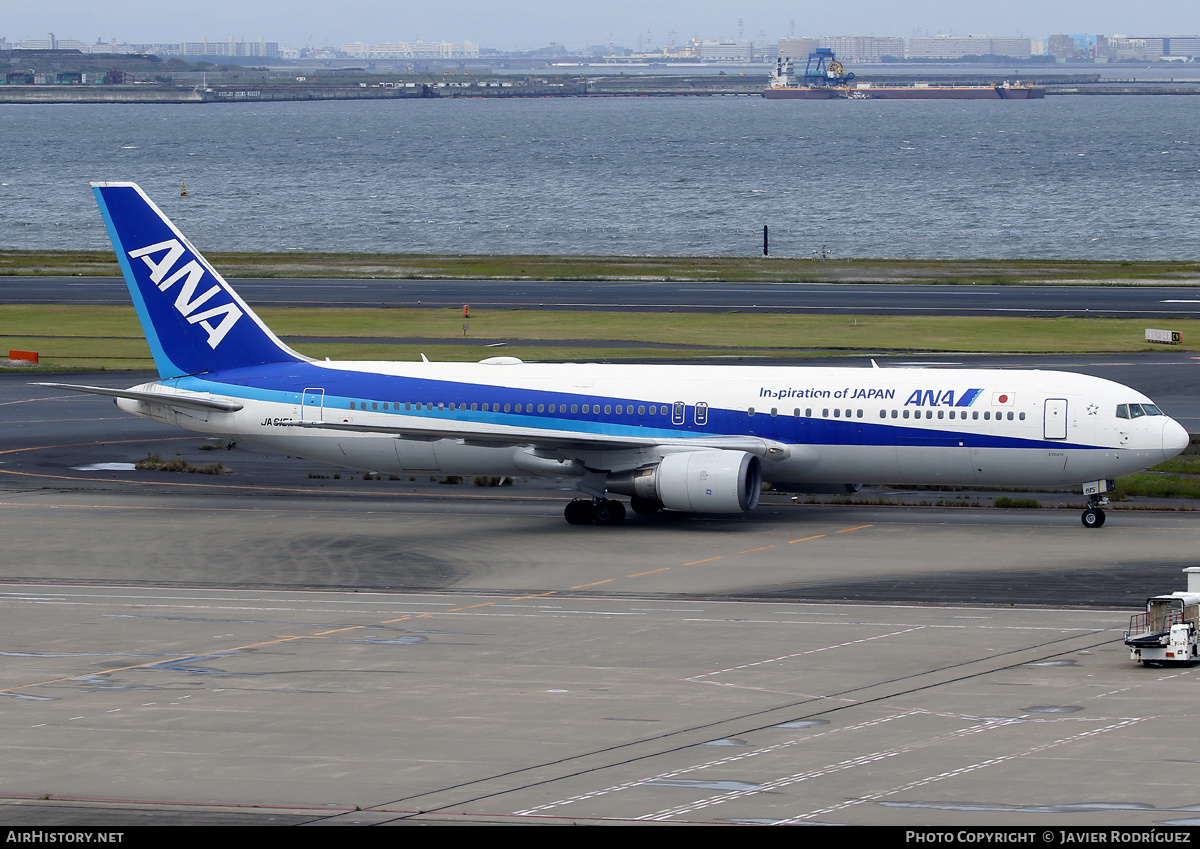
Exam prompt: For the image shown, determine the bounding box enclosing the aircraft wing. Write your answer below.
[283,418,787,457]
[34,383,245,413]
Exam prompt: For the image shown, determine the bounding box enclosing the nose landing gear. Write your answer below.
[1081,479,1114,529]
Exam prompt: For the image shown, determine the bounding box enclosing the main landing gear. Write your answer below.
[564,498,627,526]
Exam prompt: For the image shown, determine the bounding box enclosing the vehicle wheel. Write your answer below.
[1081,508,1105,528]
[564,499,596,525]
[595,499,626,525]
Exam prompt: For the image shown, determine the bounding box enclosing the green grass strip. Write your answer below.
[1116,474,1200,499]
[4,305,1198,369]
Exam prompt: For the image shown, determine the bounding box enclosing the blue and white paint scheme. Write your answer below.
[42,182,1190,527]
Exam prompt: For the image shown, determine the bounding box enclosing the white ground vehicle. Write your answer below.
[1126,569,1200,665]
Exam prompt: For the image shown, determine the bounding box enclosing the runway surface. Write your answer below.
[8,276,1200,317]
[2,369,1200,825]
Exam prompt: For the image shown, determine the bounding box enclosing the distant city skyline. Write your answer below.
[4,1,1199,51]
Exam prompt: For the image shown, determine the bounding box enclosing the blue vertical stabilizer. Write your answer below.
[92,182,305,379]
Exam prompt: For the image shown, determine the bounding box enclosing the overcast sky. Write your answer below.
[6,2,1199,51]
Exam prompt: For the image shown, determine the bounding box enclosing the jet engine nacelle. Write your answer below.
[608,449,762,513]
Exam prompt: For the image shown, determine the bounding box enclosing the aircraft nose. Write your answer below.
[1162,418,1190,461]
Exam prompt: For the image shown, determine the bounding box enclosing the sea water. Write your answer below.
[2,94,1198,259]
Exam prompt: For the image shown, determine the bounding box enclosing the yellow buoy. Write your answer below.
[180,179,188,197]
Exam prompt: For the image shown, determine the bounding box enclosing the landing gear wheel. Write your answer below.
[594,499,626,526]
[564,498,628,526]
[1081,507,1106,528]
[564,499,597,525]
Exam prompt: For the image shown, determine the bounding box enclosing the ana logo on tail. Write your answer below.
[128,239,244,349]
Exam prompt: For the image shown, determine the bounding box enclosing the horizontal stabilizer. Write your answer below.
[35,382,244,413]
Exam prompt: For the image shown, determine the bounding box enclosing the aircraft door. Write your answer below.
[1044,398,1068,439]
[302,388,325,422]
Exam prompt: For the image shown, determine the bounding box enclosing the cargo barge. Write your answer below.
[764,49,1045,100]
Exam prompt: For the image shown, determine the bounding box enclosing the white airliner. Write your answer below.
[42,182,1190,528]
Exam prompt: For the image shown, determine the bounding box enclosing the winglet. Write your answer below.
[91,182,305,379]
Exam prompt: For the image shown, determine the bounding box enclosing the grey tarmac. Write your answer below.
[6,275,1200,318]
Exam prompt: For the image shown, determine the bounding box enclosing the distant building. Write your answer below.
[908,34,985,59]
[1046,34,1097,60]
[1096,36,1134,61]
[16,34,90,52]
[341,40,480,59]
[986,37,1035,60]
[776,37,820,61]
[1135,37,1167,59]
[1166,36,1200,59]
[93,39,144,55]
[820,36,906,63]
[14,34,56,50]
[908,34,1032,60]
[6,34,281,58]
[180,38,280,58]
[696,40,754,62]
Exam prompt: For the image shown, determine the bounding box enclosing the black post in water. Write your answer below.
[763,225,769,256]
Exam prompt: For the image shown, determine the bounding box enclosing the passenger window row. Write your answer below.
[348,400,677,416]
[343,400,1027,424]
[791,407,1025,422]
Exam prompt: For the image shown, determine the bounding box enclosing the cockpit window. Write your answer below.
[1119,403,1164,419]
